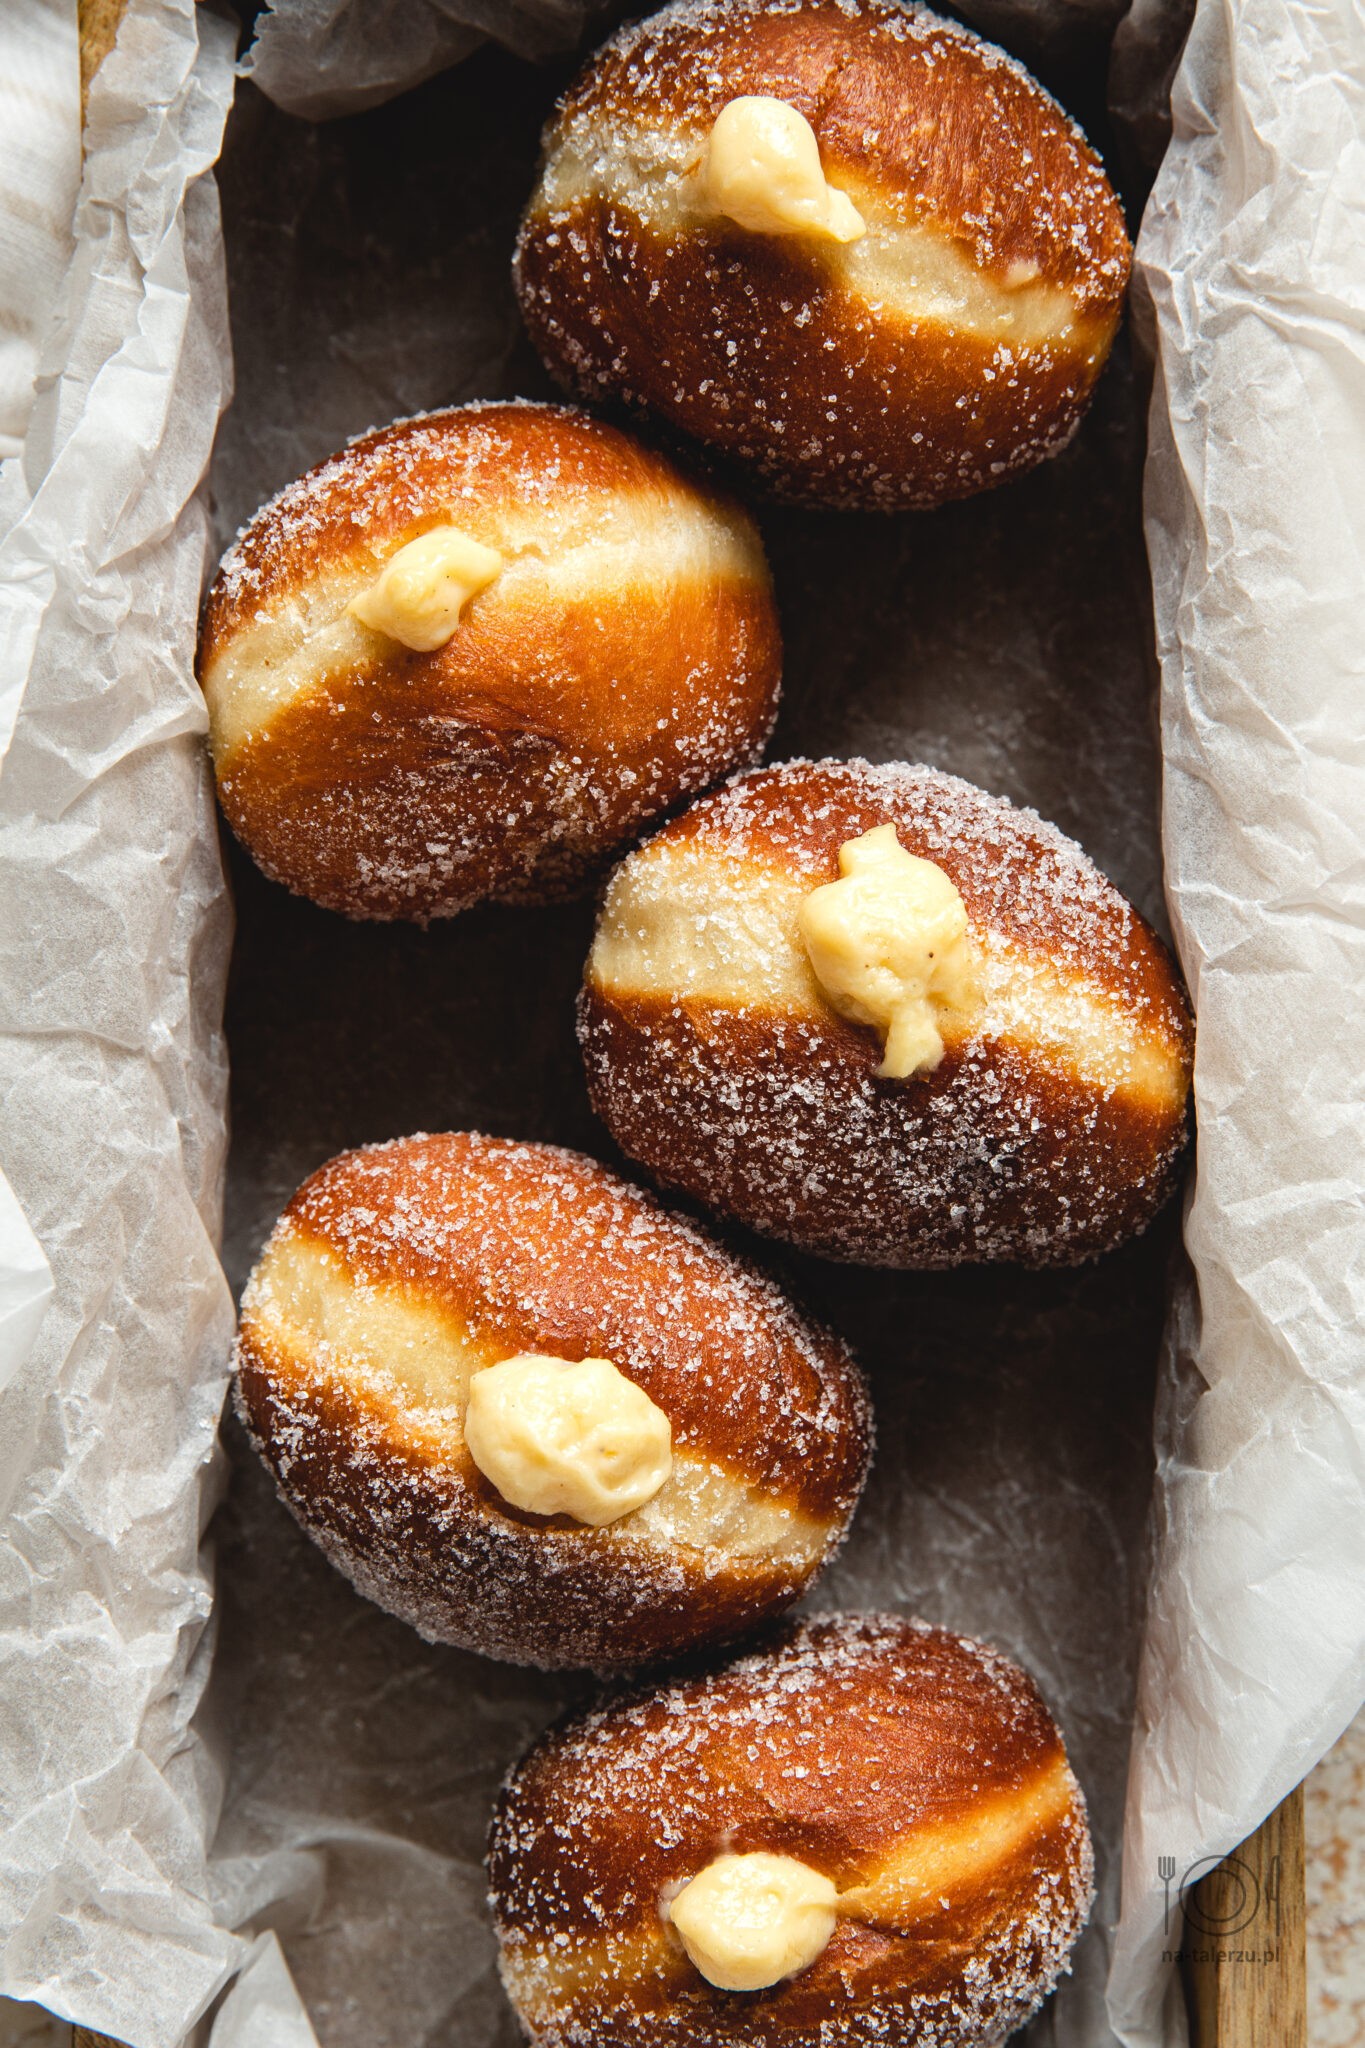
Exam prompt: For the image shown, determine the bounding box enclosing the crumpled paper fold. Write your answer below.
[0,2,268,2041]
[240,0,604,120]
[1107,0,1365,2038]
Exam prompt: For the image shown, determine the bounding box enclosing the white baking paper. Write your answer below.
[0,0,81,464]
[240,0,603,120]
[0,1171,54,1398]
[1107,0,1365,2039]
[0,0,248,2041]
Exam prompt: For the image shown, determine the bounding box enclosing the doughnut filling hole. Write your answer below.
[346,523,504,651]
[698,97,865,243]
[464,1353,673,1526]
[797,826,982,1077]
[666,1851,839,1990]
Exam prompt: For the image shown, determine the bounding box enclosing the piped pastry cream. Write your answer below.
[699,97,865,244]
[798,826,981,1077]
[347,523,503,651]
[464,1352,673,1526]
[667,1851,839,1991]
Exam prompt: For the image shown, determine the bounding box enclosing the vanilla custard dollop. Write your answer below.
[700,97,865,244]
[348,523,503,651]
[798,825,981,1077]
[668,1851,839,1991]
[464,1353,672,1526]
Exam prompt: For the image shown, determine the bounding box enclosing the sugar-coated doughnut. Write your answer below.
[198,402,781,920]
[234,1133,871,1670]
[488,1612,1094,2047]
[579,758,1193,1268]
[514,0,1132,512]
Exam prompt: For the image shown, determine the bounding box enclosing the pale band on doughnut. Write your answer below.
[587,830,1189,1115]
[534,107,1095,356]
[204,482,766,774]
[245,1224,834,1573]
[502,1748,1078,2019]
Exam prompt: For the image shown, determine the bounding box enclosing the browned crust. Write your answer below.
[514,0,1132,511]
[580,759,1194,1269]
[580,991,1186,1269]
[488,1613,1094,2046]
[198,402,781,920]
[235,1134,872,1669]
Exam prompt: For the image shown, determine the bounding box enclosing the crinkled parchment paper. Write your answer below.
[0,0,81,462]
[1,0,1360,2043]
[197,34,1169,2048]
[239,0,605,119]
[0,1,243,2039]
[1107,0,1365,2039]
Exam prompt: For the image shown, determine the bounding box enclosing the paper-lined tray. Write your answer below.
[202,43,1172,2047]
[2,1,1362,2043]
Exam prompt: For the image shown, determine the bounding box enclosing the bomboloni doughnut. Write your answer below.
[233,1132,871,1670]
[579,758,1193,1268]
[488,1613,1094,2047]
[514,0,1132,512]
[197,402,780,920]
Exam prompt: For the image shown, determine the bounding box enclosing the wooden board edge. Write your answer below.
[1183,1785,1307,2047]
[77,0,127,123]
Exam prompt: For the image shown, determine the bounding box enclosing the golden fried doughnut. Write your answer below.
[198,402,780,919]
[234,1133,871,1669]
[489,1612,1094,2045]
[515,0,1132,510]
[579,758,1193,1266]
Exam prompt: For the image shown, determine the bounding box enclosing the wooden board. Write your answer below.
[1185,1788,1307,2048]
[76,0,123,119]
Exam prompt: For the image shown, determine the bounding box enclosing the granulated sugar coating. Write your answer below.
[233,1132,872,1669]
[514,0,1131,510]
[197,401,781,921]
[581,758,1193,1268]
[488,1611,1095,2047]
